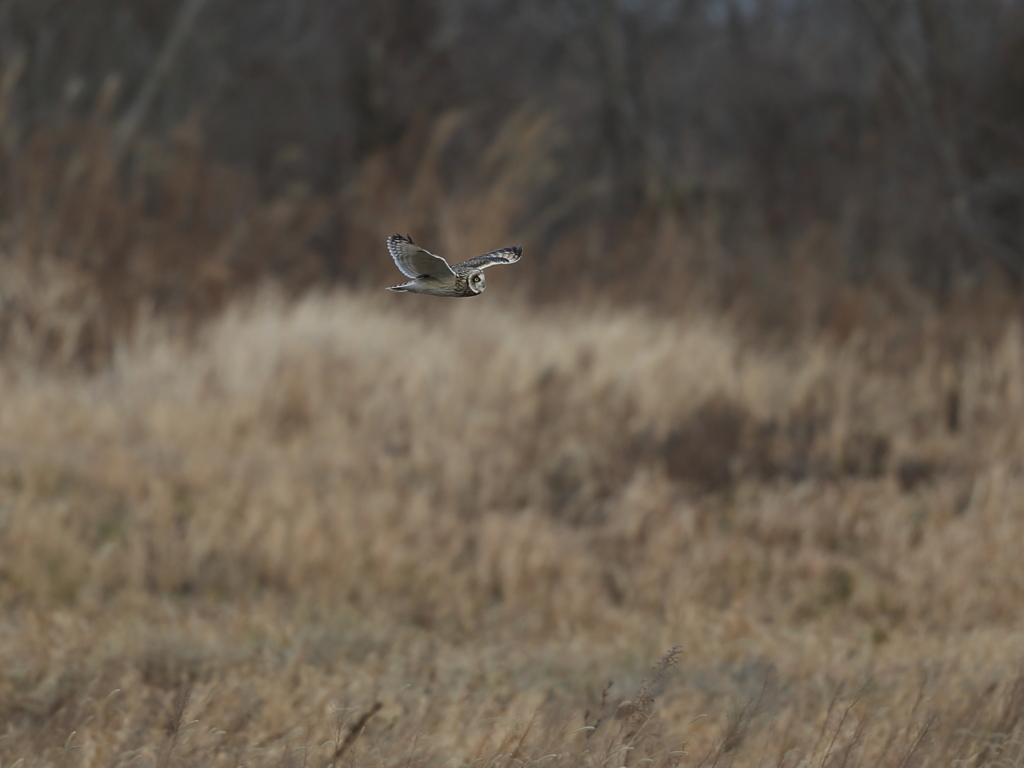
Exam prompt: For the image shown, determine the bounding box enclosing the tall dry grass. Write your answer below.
[4,16,1024,765]
[0,102,335,371]
[3,283,1024,765]
[5,86,1018,373]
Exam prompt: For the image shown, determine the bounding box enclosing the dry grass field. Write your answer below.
[6,6,1024,764]
[3,282,1024,767]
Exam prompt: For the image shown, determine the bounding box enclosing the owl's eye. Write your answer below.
[473,275,481,283]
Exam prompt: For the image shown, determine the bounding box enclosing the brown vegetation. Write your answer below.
[2,284,1024,765]
[6,0,1024,331]
[4,2,1024,765]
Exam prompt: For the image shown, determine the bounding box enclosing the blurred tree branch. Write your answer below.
[853,0,1024,279]
[114,0,211,148]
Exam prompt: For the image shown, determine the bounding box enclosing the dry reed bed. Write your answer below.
[2,291,1022,626]
[2,291,1024,765]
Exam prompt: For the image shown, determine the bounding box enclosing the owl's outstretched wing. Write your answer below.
[387,234,456,279]
[453,246,523,272]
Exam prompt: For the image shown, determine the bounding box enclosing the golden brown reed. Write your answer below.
[2,285,1024,766]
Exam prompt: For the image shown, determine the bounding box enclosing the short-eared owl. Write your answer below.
[386,234,522,297]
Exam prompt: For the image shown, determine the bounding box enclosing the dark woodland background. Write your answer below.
[4,0,1024,361]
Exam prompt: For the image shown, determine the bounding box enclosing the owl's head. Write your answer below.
[467,270,486,295]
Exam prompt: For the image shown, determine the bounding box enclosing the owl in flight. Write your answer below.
[386,234,522,297]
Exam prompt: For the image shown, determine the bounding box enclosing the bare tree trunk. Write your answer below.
[593,0,646,206]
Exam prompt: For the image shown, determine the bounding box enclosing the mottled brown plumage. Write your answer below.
[385,234,522,297]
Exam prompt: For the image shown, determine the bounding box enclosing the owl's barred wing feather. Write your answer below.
[453,246,523,272]
[387,234,456,279]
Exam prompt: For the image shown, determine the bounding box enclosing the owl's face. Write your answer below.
[467,270,486,294]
